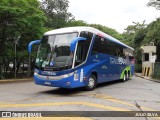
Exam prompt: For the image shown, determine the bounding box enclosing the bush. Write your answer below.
[152,74,160,80]
[135,64,142,73]
[152,63,160,80]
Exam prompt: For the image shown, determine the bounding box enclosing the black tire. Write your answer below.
[122,72,127,82]
[127,71,130,80]
[85,75,97,91]
[126,72,129,80]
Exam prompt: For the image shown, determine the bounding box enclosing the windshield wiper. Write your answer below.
[36,65,72,71]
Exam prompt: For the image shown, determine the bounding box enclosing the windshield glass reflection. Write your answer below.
[35,32,78,71]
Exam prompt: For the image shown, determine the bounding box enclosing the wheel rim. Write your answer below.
[88,77,95,88]
[123,74,126,81]
[127,73,129,79]
[128,73,130,79]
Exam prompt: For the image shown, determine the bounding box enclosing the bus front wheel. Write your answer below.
[85,75,97,91]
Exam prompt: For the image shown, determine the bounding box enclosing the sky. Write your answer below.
[68,0,160,33]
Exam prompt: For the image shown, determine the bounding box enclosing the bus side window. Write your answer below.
[91,35,102,55]
[92,35,126,57]
[92,35,113,55]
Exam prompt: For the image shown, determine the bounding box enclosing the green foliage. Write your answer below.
[40,0,73,29]
[123,18,160,63]
[144,18,160,44]
[0,0,46,78]
[122,21,147,46]
[152,62,160,80]
[1,0,160,78]
[148,0,160,10]
[147,0,160,62]
[152,74,160,80]
[122,1,160,64]
[134,64,142,73]
[89,24,123,40]
[0,0,46,57]
[65,20,87,27]
[144,18,160,61]
[122,21,147,63]
[66,20,123,40]
[133,28,147,47]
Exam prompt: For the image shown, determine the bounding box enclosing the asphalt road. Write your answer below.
[0,76,160,120]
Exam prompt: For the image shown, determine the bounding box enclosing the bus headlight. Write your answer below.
[74,72,78,81]
[61,72,74,79]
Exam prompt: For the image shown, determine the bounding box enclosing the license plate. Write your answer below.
[44,82,51,85]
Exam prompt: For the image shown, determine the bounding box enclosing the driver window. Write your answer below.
[75,31,93,66]
[91,35,102,55]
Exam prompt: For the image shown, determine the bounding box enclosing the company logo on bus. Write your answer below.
[109,57,126,65]
[41,71,56,76]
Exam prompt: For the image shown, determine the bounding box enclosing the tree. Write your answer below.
[40,0,73,29]
[65,20,123,40]
[89,24,124,40]
[144,18,160,44]
[0,0,46,78]
[122,21,147,64]
[147,0,160,61]
[122,21,147,47]
[148,0,160,10]
[65,20,87,27]
[144,18,160,61]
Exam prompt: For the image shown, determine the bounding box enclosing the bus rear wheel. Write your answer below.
[127,71,130,80]
[85,75,96,91]
[122,73,127,82]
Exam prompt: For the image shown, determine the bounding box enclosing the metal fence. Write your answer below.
[153,62,160,77]
[0,60,35,79]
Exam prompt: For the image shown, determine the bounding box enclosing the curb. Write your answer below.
[0,78,33,83]
[135,74,160,83]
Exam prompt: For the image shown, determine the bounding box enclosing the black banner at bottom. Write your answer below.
[1,111,160,118]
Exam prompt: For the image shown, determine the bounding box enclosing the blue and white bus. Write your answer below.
[33,27,134,90]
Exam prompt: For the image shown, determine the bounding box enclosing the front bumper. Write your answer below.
[34,73,85,88]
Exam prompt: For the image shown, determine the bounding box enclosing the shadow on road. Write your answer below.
[38,80,125,96]
[39,87,85,96]
[97,79,123,88]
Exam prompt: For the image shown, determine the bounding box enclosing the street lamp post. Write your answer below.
[27,52,31,77]
[14,38,19,79]
[15,41,17,79]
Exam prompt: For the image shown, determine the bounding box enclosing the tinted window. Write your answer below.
[79,31,93,57]
[92,35,124,57]
[91,35,102,54]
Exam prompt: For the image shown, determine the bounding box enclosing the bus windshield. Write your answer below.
[35,32,78,70]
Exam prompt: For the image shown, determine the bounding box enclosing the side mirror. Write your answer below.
[70,37,86,52]
[28,40,41,54]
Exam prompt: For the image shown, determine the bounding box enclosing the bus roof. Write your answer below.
[44,26,134,51]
